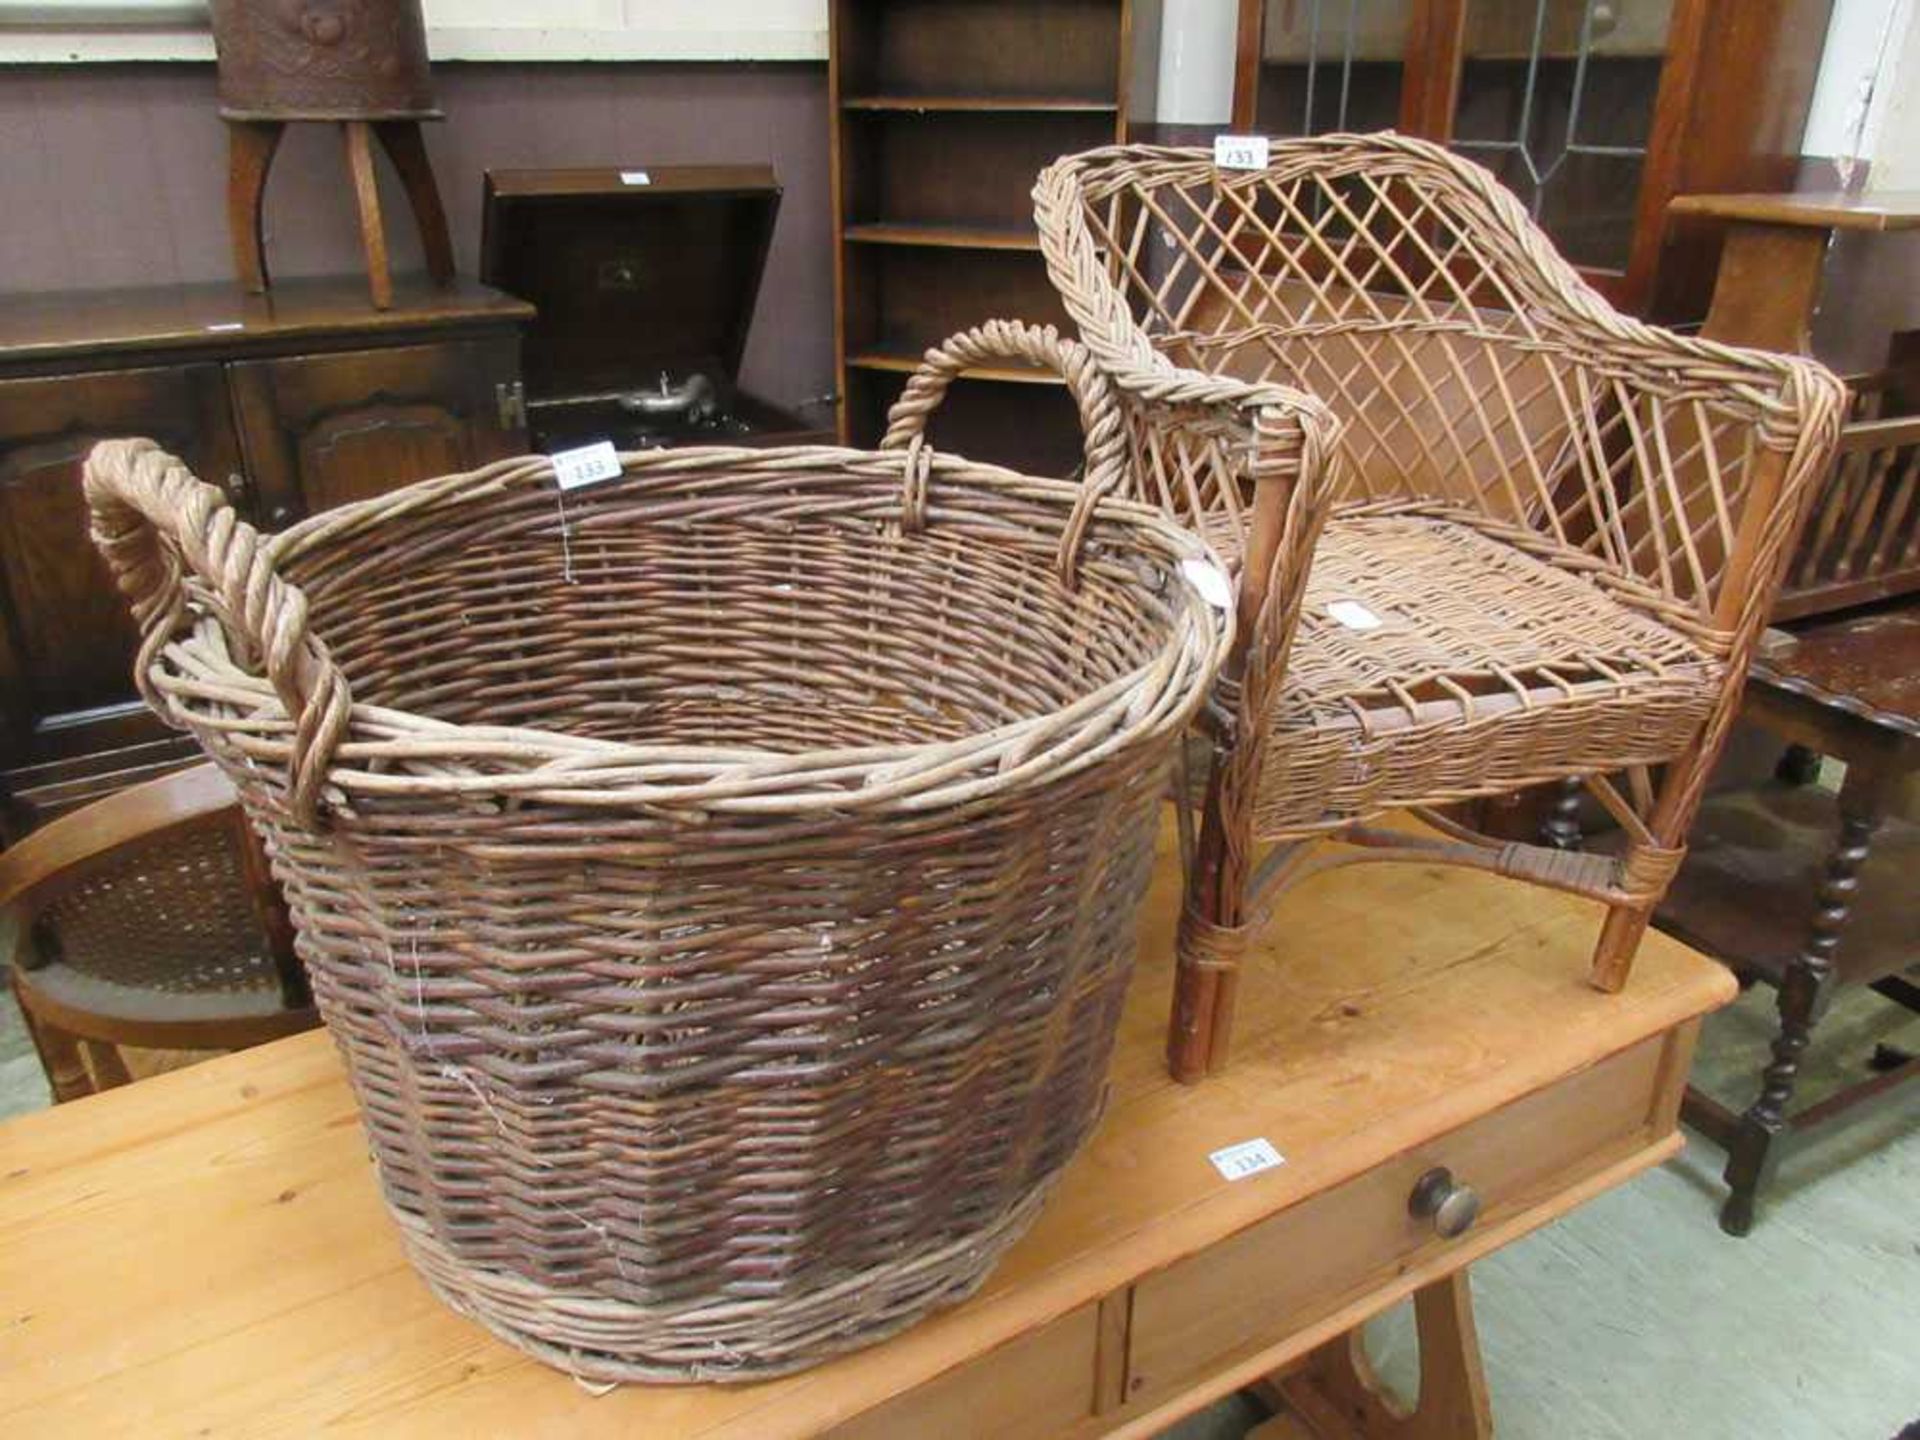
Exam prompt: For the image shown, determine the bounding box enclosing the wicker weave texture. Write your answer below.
[1034,134,1845,834]
[82,369,1228,1381]
[1033,134,1846,1077]
[36,824,280,998]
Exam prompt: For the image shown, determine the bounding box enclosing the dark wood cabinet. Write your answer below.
[232,337,523,524]
[0,365,244,777]
[0,276,532,834]
[1231,0,1833,318]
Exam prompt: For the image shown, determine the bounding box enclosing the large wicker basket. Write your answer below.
[82,323,1228,1384]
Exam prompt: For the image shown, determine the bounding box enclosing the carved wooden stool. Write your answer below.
[212,0,455,310]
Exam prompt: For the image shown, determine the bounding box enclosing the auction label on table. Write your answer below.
[551,440,623,491]
[1209,1137,1285,1181]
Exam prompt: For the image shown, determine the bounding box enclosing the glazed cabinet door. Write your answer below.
[231,336,526,526]
[0,364,244,776]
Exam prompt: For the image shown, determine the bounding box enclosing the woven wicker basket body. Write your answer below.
[84,362,1228,1382]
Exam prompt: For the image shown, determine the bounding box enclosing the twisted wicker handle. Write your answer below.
[83,438,351,828]
[880,320,1130,587]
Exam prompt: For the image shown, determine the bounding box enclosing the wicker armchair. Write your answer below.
[1,763,315,1101]
[1033,134,1847,1080]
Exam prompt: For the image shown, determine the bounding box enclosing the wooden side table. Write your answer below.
[1654,189,1920,1235]
[1661,611,1918,1235]
[0,825,1733,1437]
[1670,190,1920,351]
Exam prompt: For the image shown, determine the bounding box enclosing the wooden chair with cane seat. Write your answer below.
[1032,134,1847,1081]
[1,763,316,1102]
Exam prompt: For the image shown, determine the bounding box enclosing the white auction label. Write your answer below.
[1214,134,1271,171]
[1180,557,1234,610]
[620,170,652,186]
[551,440,623,491]
[1209,1137,1285,1181]
[1327,598,1385,632]
[204,321,246,333]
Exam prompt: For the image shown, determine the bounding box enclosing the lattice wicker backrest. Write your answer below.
[1035,135,1846,633]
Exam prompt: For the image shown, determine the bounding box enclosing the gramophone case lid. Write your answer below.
[480,166,784,404]
[210,0,441,121]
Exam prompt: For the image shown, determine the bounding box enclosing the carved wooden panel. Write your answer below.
[230,338,524,525]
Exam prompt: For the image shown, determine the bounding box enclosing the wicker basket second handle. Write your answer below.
[882,319,1130,588]
[84,438,351,828]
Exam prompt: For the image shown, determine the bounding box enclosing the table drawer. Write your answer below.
[1127,1032,1672,1401]
[826,1299,1101,1440]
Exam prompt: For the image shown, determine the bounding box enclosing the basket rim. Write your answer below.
[150,445,1234,816]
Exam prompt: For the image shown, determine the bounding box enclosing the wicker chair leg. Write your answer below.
[1588,756,1704,993]
[82,1040,135,1093]
[1168,748,1259,1083]
[1590,902,1653,994]
[12,978,95,1103]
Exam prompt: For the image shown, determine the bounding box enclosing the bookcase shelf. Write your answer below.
[830,0,1142,472]
[843,222,1041,253]
[847,343,1066,386]
[842,94,1119,114]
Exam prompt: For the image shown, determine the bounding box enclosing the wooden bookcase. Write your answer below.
[1230,0,1833,320]
[829,0,1144,474]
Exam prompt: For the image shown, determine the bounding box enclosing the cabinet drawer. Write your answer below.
[1127,1033,1670,1400]
[827,1300,1100,1440]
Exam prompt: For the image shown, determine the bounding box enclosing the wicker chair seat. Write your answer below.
[1201,504,1724,835]
[25,962,290,1026]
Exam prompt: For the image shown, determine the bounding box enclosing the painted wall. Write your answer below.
[0,61,836,413]
[1800,0,1920,372]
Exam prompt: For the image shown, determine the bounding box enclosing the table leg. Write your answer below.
[1539,776,1584,850]
[12,971,93,1103]
[1255,1272,1493,1439]
[1720,764,1886,1236]
[1774,743,1822,786]
[1697,221,1831,352]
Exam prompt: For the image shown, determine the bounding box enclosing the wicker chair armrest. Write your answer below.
[1109,356,1338,750]
[1570,337,1846,632]
[0,763,236,914]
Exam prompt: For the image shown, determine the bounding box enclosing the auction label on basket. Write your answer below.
[1209,1137,1285,1181]
[1214,134,1271,171]
[552,440,622,490]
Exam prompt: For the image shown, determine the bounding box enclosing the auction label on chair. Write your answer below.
[1180,557,1235,610]
[552,440,623,490]
[1209,1137,1285,1181]
[1214,134,1271,171]
[1327,598,1385,631]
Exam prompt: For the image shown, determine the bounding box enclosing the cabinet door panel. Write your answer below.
[0,364,242,766]
[232,338,525,525]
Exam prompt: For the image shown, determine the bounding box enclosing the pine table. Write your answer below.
[0,825,1733,1437]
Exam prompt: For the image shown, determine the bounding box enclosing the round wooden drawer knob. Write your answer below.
[1409,1166,1481,1239]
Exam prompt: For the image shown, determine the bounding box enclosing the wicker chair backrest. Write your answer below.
[1035,134,1846,632]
